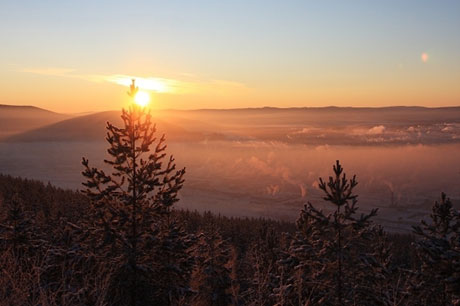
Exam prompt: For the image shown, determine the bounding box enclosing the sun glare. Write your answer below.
[134,91,150,107]
[111,76,170,93]
[421,52,429,63]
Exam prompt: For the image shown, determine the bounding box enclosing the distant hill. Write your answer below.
[4,111,224,143]
[3,106,460,145]
[160,106,460,127]
[0,104,70,138]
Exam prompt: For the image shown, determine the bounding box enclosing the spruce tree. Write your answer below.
[191,229,233,306]
[0,193,38,258]
[81,79,186,305]
[247,224,280,306]
[275,161,390,305]
[151,217,195,305]
[412,193,460,305]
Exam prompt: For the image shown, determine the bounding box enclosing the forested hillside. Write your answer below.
[0,168,457,305]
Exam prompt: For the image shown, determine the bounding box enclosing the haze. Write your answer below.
[0,105,459,232]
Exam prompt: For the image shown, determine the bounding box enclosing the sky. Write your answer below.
[0,0,459,113]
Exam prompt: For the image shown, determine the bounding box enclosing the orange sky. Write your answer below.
[1,1,459,113]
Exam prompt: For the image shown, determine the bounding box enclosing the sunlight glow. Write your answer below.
[134,91,150,107]
[421,52,429,63]
[110,75,170,93]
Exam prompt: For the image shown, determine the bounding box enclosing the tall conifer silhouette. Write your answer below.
[81,79,186,305]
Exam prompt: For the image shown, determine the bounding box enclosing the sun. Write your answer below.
[134,91,150,107]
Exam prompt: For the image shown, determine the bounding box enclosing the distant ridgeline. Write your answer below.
[1,105,459,145]
[0,104,70,138]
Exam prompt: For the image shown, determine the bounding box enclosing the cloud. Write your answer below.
[103,74,177,93]
[21,67,76,76]
[292,127,312,135]
[20,67,249,96]
[247,155,308,197]
[367,125,386,135]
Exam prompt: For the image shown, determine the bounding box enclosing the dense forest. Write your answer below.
[1,84,459,305]
[2,163,458,305]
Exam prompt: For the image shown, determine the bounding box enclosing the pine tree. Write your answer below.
[247,224,281,306]
[275,161,390,305]
[0,193,39,258]
[81,79,186,306]
[151,217,195,305]
[191,229,233,306]
[412,193,460,304]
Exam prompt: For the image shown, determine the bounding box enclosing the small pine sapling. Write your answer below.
[275,161,390,305]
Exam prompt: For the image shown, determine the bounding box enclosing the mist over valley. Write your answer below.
[1,105,459,232]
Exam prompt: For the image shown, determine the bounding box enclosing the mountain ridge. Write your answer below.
[0,104,71,138]
[2,110,219,143]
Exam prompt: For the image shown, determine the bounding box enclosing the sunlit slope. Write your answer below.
[4,111,221,143]
[0,105,70,138]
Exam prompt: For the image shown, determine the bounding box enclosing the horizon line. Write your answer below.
[2,103,460,116]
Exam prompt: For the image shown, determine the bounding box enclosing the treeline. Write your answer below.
[0,171,458,305]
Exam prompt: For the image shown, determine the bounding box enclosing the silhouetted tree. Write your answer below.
[246,224,281,306]
[81,79,186,305]
[412,193,460,304]
[275,161,391,305]
[151,217,195,305]
[191,229,233,306]
[0,193,39,258]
